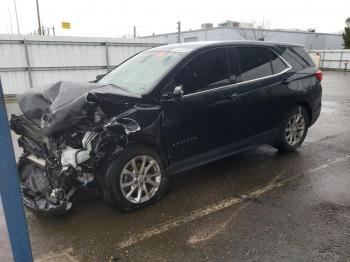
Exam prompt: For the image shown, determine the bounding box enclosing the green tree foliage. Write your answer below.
[343,17,350,49]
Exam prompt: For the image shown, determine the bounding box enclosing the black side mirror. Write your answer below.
[160,85,184,102]
[173,85,184,100]
[95,74,105,81]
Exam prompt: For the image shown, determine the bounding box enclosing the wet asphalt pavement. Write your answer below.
[1,71,350,261]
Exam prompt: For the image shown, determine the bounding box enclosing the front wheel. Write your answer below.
[105,144,169,211]
[274,106,309,152]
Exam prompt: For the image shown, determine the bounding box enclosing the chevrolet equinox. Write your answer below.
[10,41,322,214]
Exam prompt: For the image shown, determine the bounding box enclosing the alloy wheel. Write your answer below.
[120,155,161,204]
[285,113,306,146]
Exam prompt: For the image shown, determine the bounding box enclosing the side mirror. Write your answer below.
[173,85,184,100]
[95,74,105,81]
[160,85,184,102]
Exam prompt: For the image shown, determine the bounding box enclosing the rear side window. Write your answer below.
[175,49,229,95]
[278,46,315,71]
[291,47,315,66]
[270,51,288,74]
[236,47,273,81]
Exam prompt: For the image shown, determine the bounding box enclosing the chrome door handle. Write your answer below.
[225,93,239,100]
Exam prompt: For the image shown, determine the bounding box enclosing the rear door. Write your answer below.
[278,46,322,117]
[235,46,290,138]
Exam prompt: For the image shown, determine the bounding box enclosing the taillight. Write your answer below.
[315,70,323,81]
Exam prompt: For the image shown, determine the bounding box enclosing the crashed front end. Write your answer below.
[10,81,145,214]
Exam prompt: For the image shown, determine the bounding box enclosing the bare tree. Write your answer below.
[238,19,271,41]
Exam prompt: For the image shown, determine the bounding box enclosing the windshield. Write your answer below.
[98,51,186,94]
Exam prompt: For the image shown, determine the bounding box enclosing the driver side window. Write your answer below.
[175,49,229,95]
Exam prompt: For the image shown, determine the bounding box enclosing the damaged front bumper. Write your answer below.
[17,155,77,214]
[10,81,162,214]
[12,113,140,214]
[21,187,75,215]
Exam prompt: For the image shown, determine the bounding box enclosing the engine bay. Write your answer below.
[11,109,140,213]
[9,81,154,214]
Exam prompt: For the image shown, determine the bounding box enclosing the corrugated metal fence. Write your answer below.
[309,50,350,71]
[1,35,348,95]
[0,35,164,95]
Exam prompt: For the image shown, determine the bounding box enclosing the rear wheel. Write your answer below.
[274,106,309,152]
[106,144,168,211]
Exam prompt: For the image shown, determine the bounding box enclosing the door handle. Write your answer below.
[225,93,239,100]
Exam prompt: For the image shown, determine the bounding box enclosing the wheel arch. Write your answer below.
[294,101,312,126]
[124,140,169,170]
[102,141,170,209]
[97,140,167,202]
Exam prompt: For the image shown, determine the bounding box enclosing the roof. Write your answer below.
[140,26,342,38]
[148,40,304,52]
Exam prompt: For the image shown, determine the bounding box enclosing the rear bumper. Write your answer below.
[310,106,321,126]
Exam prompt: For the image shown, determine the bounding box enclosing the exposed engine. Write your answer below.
[9,81,163,214]
[10,107,140,214]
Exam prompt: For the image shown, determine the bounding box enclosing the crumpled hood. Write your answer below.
[17,81,141,135]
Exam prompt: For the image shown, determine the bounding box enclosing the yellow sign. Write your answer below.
[61,22,71,29]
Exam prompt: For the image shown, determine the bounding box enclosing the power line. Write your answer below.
[13,0,20,34]
[8,8,13,34]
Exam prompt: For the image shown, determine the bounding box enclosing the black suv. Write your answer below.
[10,41,322,214]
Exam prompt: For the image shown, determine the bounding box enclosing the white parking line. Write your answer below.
[35,247,79,262]
[116,153,350,250]
[187,202,249,244]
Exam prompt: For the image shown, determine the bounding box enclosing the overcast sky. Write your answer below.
[0,0,349,37]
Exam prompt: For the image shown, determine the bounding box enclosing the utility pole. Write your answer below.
[176,21,181,43]
[133,26,136,38]
[36,0,42,35]
[8,8,13,34]
[13,0,20,34]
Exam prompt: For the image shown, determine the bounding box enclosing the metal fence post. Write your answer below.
[339,51,343,70]
[321,51,326,69]
[0,78,33,261]
[105,42,110,72]
[23,40,33,88]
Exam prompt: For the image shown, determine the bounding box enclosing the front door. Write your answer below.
[163,48,242,163]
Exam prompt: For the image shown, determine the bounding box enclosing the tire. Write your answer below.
[105,144,169,212]
[274,106,309,152]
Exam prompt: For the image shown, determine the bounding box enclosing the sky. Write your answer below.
[0,0,349,37]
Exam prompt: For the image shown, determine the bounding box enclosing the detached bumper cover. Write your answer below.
[21,185,76,215]
[22,195,73,215]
